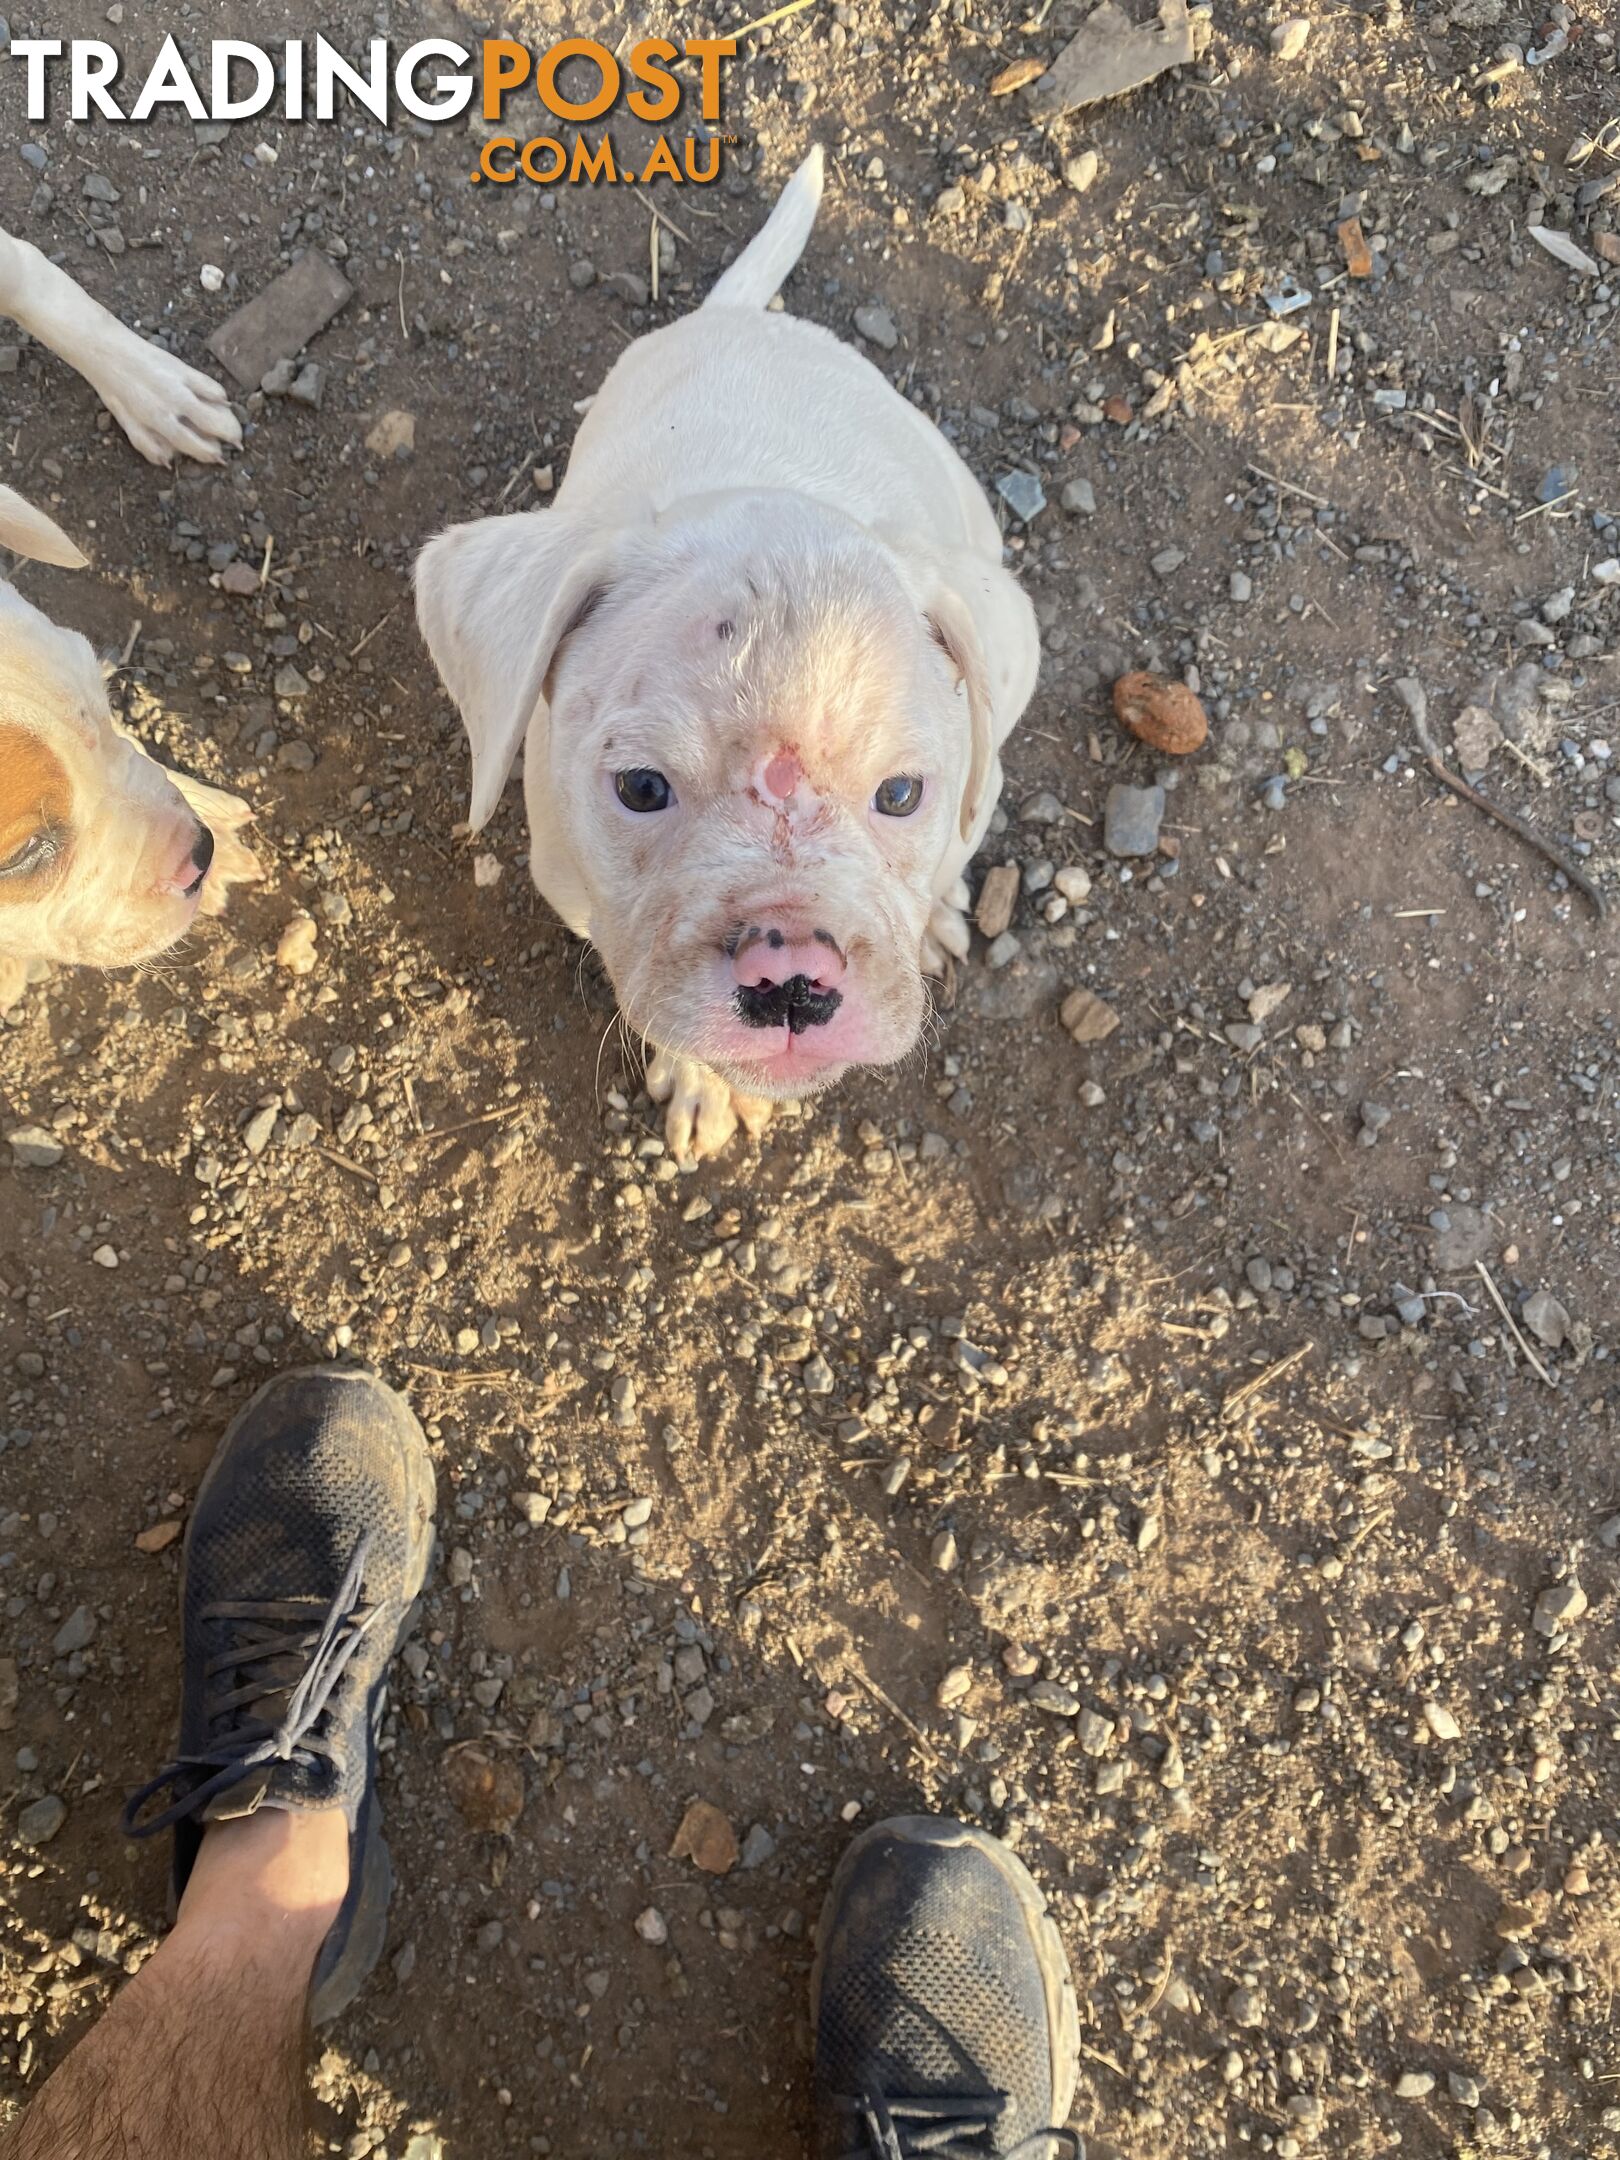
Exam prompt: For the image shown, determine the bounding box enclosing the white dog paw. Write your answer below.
[0,954,31,1016]
[90,335,242,468]
[922,889,972,976]
[170,773,262,916]
[646,1048,773,1168]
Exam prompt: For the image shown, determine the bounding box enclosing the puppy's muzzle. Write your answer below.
[730,922,845,1034]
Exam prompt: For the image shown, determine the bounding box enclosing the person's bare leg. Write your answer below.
[0,225,241,466]
[2,1368,435,2159]
[0,1810,348,2160]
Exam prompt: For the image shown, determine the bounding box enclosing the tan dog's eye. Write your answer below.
[873,775,924,817]
[615,769,675,813]
[0,830,59,879]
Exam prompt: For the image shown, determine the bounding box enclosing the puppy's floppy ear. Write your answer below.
[415,510,614,832]
[0,485,89,570]
[925,588,995,842]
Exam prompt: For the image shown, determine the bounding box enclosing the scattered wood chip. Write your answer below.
[1337,215,1373,279]
[134,1520,183,1554]
[1222,1343,1312,1422]
[670,1799,739,1876]
[975,864,1021,940]
[990,56,1047,94]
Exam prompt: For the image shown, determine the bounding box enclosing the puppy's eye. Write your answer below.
[615,769,674,814]
[873,774,924,818]
[0,831,56,879]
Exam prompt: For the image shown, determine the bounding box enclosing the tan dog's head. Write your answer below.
[0,485,249,972]
[418,493,996,1099]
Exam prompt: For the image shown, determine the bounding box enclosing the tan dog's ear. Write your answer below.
[925,590,994,842]
[0,485,89,570]
[415,510,614,832]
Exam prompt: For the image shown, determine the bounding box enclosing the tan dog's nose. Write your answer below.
[159,823,215,899]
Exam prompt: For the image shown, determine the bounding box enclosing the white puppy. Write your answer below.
[0,225,240,466]
[417,146,1038,1165]
[0,486,259,1013]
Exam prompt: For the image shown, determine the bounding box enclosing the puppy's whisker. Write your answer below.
[594,1007,638,1107]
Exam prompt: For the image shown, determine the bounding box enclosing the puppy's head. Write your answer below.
[0,486,228,970]
[418,494,997,1100]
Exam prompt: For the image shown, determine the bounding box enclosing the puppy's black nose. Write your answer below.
[735,973,843,1034]
[182,825,215,898]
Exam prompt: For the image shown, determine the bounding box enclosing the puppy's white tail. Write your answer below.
[704,145,824,310]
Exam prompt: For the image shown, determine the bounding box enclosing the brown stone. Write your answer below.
[975,864,1021,940]
[1112,669,1209,756]
[443,1745,524,1835]
[134,1520,183,1553]
[669,1799,739,1876]
[206,250,353,390]
[1061,987,1120,1045]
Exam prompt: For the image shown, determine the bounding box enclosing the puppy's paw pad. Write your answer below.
[646,1051,771,1168]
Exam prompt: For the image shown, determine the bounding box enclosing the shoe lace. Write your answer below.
[837,2091,1083,2160]
[120,1535,379,1838]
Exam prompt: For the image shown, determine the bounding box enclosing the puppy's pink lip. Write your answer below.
[708,1010,881,1084]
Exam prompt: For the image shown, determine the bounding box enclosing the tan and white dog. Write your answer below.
[0,225,241,466]
[0,488,259,1014]
[0,232,255,1010]
[417,146,1039,1165]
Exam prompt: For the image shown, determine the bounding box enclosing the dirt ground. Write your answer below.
[3,0,1619,2155]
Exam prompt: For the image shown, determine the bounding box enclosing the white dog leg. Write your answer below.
[0,227,241,467]
[0,954,30,1015]
[645,1046,774,1169]
[921,876,973,976]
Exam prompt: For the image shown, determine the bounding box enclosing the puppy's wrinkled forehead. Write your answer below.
[0,724,71,885]
[668,548,921,765]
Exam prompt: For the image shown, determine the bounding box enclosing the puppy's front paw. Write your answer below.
[89,335,242,468]
[646,1048,773,1169]
[922,880,972,976]
[170,775,263,917]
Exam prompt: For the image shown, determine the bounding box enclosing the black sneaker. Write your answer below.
[813,1815,1083,2160]
[121,1366,436,2023]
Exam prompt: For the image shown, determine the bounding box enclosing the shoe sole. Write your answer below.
[181,1365,437,2026]
[810,1814,1082,2143]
